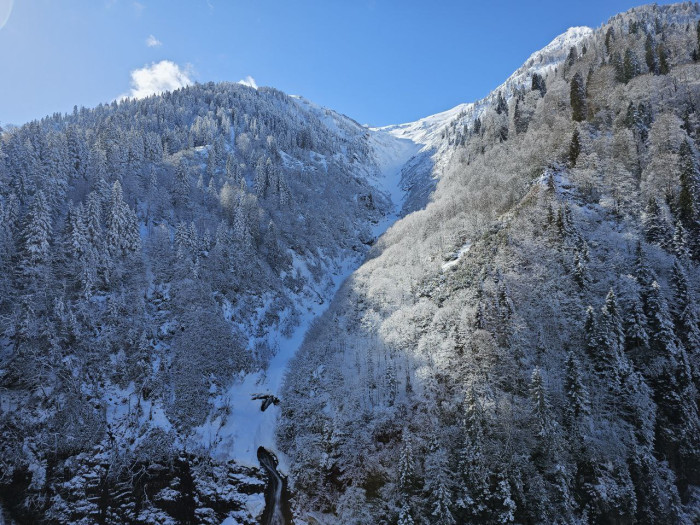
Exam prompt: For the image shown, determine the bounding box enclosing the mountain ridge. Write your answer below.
[2,2,700,524]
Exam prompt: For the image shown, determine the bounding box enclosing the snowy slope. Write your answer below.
[194,118,424,469]
[375,26,593,174]
[211,27,597,469]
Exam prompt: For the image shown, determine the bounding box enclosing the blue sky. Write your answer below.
[0,0,680,127]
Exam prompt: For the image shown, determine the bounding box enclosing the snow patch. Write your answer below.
[442,241,472,271]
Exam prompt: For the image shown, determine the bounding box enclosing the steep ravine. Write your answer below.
[236,127,432,522]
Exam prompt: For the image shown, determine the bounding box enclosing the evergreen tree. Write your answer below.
[594,289,626,383]
[677,139,697,233]
[531,73,547,96]
[207,177,218,200]
[398,433,417,495]
[671,219,691,261]
[457,386,489,520]
[605,27,615,54]
[530,367,552,439]
[573,250,587,289]
[564,350,590,430]
[254,156,269,198]
[106,180,141,257]
[625,291,650,360]
[623,48,641,82]
[613,51,626,83]
[21,190,52,276]
[670,259,700,375]
[495,91,508,115]
[425,448,456,525]
[397,503,414,525]
[645,281,700,486]
[658,43,670,75]
[172,159,190,208]
[568,128,581,167]
[430,478,456,525]
[584,305,597,360]
[570,72,587,122]
[645,33,659,74]
[513,99,528,134]
[643,197,667,245]
[491,472,516,524]
[65,203,88,259]
[645,281,681,373]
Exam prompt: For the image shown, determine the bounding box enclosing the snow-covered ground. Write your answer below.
[197,24,595,472]
[368,128,422,236]
[442,241,472,271]
[194,126,424,470]
[375,26,593,176]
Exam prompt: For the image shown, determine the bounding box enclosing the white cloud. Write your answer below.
[121,60,193,100]
[146,34,162,47]
[237,76,258,89]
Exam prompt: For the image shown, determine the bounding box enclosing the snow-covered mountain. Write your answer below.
[279,3,700,524]
[2,2,700,524]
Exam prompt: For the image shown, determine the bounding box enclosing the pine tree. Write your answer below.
[495,91,508,115]
[172,159,190,208]
[593,289,626,383]
[530,368,552,439]
[254,156,268,198]
[570,72,587,122]
[513,99,528,134]
[658,43,670,75]
[643,197,667,245]
[670,259,700,375]
[635,243,657,309]
[531,73,547,96]
[65,203,88,259]
[398,503,414,525]
[677,139,697,233]
[605,27,615,55]
[457,386,489,520]
[573,250,587,289]
[625,292,650,360]
[623,48,641,82]
[564,350,590,430]
[568,128,581,167]
[584,305,597,360]
[430,476,456,525]
[491,472,516,524]
[671,219,690,261]
[398,433,417,495]
[613,51,625,83]
[21,190,52,275]
[106,180,141,256]
[207,177,218,200]
[85,192,102,248]
[646,281,681,371]
[645,33,659,74]
[645,281,700,484]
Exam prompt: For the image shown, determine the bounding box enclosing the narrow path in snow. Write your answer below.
[196,129,423,471]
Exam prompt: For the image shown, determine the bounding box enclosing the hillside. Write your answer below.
[2,2,700,524]
[0,81,432,523]
[279,3,700,524]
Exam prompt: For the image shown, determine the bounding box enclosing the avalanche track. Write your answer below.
[194,125,428,475]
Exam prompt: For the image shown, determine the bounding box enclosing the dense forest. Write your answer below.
[0,80,401,523]
[280,3,700,524]
[2,2,700,524]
